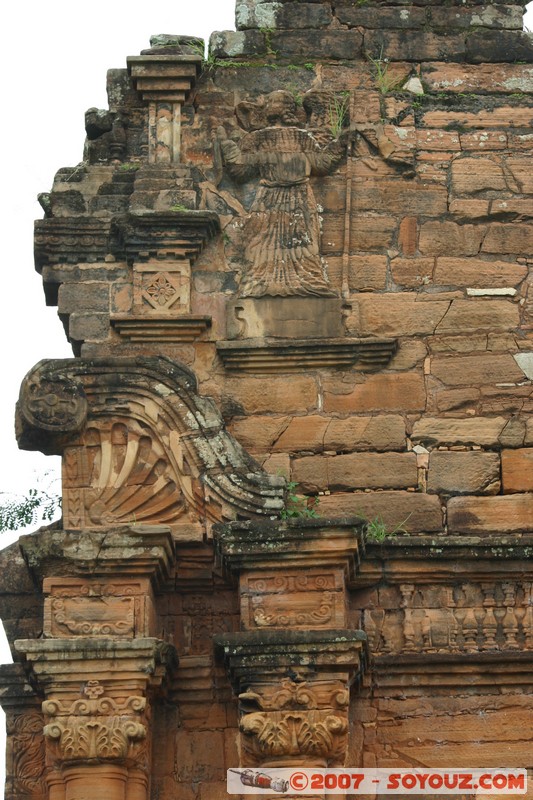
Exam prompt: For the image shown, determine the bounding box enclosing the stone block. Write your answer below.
[430,353,524,386]
[416,129,463,152]
[223,376,318,414]
[346,255,388,291]
[447,494,533,533]
[502,448,533,492]
[323,373,426,413]
[481,224,533,255]
[412,416,508,447]
[270,30,363,60]
[292,452,417,491]
[428,451,500,495]
[419,222,487,257]
[337,6,426,29]
[317,491,444,533]
[324,416,406,452]
[58,283,110,314]
[422,63,533,95]
[466,30,533,63]
[351,181,447,216]
[209,30,267,58]
[429,5,523,30]
[391,257,434,288]
[365,30,466,62]
[435,299,520,333]
[348,216,397,252]
[69,313,110,342]
[433,257,527,288]
[273,416,329,453]
[226,296,343,339]
[346,294,450,338]
[229,416,289,454]
[451,156,508,194]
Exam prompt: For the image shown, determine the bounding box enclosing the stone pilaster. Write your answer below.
[214,518,368,770]
[13,525,177,800]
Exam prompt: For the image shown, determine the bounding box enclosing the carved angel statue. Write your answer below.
[217,90,347,298]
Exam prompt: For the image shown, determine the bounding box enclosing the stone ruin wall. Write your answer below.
[1,1,533,798]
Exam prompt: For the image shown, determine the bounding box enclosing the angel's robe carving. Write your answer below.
[218,91,346,298]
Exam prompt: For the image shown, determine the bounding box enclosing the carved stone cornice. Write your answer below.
[16,356,285,525]
[34,217,112,271]
[111,315,211,342]
[359,534,533,586]
[34,210,219,271]
[217,337,398,373]
[372,651,533,690]
[111,211,220,263]
[214,517,366,583]
[214,630,368,694]
[127,54,202,104]
[14,638,177,696]
[19,525,175,587]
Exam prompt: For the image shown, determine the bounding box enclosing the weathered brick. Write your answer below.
[428,451,500,495]
[419,222,487,256]
[502,448,533,492]
[412,416,508,447]
[324,373,426,413]
[447,494,533,533]
[434,257,527,288]
[318,491,444,533]
[293,453,417,491]
[209,30,266,58]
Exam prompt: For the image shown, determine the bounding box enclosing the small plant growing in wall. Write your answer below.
[280,480,320,520]
[367,49,407,95]
[328,93,350,138]
[364,514,411,543]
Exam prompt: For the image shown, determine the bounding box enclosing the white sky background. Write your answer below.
[0,0,531,788]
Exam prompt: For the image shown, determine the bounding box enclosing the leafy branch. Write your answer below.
[0,475,61,533]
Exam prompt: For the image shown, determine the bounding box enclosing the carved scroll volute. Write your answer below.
[16,365,88,455]
[42,682,148,767]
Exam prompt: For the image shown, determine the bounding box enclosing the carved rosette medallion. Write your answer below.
[42,682,147,767]
[20,377,87,434]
